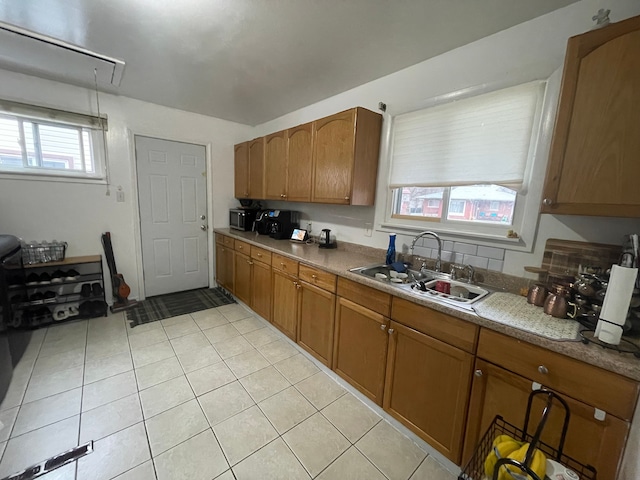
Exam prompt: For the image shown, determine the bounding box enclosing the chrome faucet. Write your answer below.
[451,264,475,283]
[410,231,442,273]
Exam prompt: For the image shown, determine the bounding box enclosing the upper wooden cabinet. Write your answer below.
[312,108,382,205]
[233,107,382,205]
[248,138,265,199]
[542,15,640,217]
[264,130,288,200]
[286,123,313,202]
[234,138,265,199]
[234,142,249,199]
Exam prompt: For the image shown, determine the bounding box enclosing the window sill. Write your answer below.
[379,221,528,251]
[0,171,107,185]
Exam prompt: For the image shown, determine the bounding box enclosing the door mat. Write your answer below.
[126,287,235,327]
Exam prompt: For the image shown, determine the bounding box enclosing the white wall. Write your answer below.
[252,0,640,277]
[0,69,252,300]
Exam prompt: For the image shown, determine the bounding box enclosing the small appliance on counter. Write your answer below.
[253,210,299,240]
[318,229,337,249]
[229,208,259,231]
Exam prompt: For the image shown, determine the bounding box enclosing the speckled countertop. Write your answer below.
[216,229,640,382]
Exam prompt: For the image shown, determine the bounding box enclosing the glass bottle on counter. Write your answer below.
[385,233,396,265]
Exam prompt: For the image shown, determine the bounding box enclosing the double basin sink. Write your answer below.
[349,263,491,309]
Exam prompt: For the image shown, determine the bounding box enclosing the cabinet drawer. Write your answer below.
[223,235,234,248]
[337,277,391,317]
[391,298,478,354]
[215,233,224,245]
[234,239,251,253]
[299,264,336,293]
[272,253,298,276]
[477,329,639,420]
[251,246,272,265]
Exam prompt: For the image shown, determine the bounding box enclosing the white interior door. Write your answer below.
[135,136,208,297]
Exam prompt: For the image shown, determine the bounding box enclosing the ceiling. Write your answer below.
[0,0,580,126]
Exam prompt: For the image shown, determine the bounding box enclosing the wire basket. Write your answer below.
[21,241,67,264]
[459,391,597,480]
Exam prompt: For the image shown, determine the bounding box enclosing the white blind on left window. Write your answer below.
[389,81,544,190]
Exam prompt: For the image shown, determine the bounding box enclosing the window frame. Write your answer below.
[378,70,563,252]
[0,112,106,182]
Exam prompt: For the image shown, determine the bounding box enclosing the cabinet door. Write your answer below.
[384,321,473,463]
[234,142,249,199]
[287,123,313,202]
[297,281,335,367]
[234,251,251,305]
[463,359,629,480]
[542,16,640,217]
[333,297,389,405]
[264,131,288,200]
[251,260,271,322]
[312,109,356,204]
[248,137,265,199]
[216,243,234,292]
[271,270,298,340]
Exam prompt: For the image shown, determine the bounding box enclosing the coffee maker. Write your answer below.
[253,210,299,239]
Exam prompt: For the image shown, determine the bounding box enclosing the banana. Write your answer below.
[484,438,523,478]
[496,443,547,480]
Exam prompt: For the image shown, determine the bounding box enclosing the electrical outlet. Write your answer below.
[116,191,125,202]
[364,223,373,237]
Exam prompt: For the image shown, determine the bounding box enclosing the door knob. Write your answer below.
[200,225,208,231]
[200,215,206,220]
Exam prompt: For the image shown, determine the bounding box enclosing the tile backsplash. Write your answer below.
[404,238,506,273]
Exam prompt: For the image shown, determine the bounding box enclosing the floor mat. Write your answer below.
[126,287,235,327]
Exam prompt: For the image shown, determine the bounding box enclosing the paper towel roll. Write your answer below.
[596,265,638,345]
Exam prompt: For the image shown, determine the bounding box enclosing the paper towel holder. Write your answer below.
[579,329,640,358]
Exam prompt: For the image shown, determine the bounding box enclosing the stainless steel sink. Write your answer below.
[349,263,491,309]
[349,264,433,284]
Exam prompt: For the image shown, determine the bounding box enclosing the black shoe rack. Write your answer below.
[2,255,107,329]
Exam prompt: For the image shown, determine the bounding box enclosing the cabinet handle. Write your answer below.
[280,262,286,269]
[475,369,483,377]
[247,260,253,265]
[542,198,554,206]
[344,196,350,201]
[257,253,262,257]
[238,245,243,249]
[380,324,387,331]
[538,365,549,375]
[388,328,394,335]
[280,194,285,198]
[245,193,249,197]
[311,274,317,279]
[283,194,287,199]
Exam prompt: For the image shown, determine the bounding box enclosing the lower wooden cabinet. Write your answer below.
[233,251,252,305]
[297,281,336,367]
[463,358,629,479]
[383,321,474,463]
[215,243,234,292]
[333,297,389,405]
[251,260,271,321]
[271,269,298,340]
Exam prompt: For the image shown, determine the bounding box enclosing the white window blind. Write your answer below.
[389,81,544,189]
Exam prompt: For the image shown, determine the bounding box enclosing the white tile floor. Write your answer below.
[0,304,458,480]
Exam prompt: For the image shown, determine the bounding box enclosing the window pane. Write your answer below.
[446,185,516,224]
[22,122,39,166]
[0,117,23,167]
[394,187,444,218]
[38,123,83,170]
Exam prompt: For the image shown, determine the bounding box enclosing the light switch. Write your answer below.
[116,191,125,202]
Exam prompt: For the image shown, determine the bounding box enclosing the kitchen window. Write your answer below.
[0,100,107,181]
[386,80,547,243]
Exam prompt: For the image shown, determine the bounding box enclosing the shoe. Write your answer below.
[30,292,44,303]
[80,284,92,298]
[67,303,80,318]
[65,270,79,281]
[79,302,92,317]
[39,272,51,284]
[26,273,40,285]
[91,283,103,296]
[51,270,65,283]
[53,306,68,321]
[43,291,57,303]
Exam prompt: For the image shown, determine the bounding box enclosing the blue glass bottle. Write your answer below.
[385,233,396,265]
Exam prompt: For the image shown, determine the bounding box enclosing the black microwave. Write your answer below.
[229,209,258,231]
